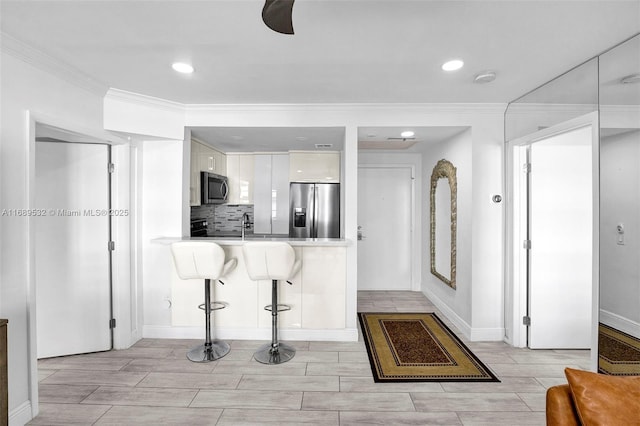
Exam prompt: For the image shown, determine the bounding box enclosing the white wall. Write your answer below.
[600,130,640,337]
[419,129,474,332]
[139,139,185,332]
[470,115,506,340]
[0,51,106,424]
[418,117,505,341]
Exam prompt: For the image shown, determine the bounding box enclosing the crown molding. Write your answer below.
[1,31,108,96]
[185,102,507,115]
[600,104,640,114]
[505,102,597,115]
[105,88,507,118]
[105,88,187,114]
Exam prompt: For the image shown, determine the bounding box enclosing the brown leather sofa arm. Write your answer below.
[546,384,580,426]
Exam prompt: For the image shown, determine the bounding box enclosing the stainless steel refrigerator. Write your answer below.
[289,183,340,238]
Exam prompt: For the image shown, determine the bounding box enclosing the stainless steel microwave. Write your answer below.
[201,172,229,204]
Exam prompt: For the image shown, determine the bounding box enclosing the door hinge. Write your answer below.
[109,318,116,329]
[108,241,115,251]
[523,316,531,326]
[523,240,531,250]
[523,163,531,173]
[108,163,115,173]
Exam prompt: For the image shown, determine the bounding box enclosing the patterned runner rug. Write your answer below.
[358,312,499,382]
[599,323,640,376]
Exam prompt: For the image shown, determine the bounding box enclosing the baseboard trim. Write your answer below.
[142,325,358,342]
[600,309,640,339]
[421,287,504,342]
[10,400,32,426]
[421,287,472,340]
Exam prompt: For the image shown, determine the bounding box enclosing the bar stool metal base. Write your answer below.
[187,341,230,362]
[254,342,296,364]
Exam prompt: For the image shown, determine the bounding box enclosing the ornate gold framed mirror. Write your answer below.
[430,159,457,289]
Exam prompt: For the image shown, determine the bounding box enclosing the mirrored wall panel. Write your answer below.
[505,58,598,142]
[506,32,640,373]
[598,34,640,376]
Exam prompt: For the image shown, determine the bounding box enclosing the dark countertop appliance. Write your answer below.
[289,182,340,238]
[201,172,228,204]
[190,218,208,237]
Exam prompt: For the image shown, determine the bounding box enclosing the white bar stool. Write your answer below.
[171,241,237,362]
[242,242,301,364]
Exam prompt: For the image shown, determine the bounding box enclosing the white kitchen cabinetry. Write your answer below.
[253,154,290,234]
[190,139,227,206]
[226,154,254,204]
[189,141,201,206]
[289,151,340,183]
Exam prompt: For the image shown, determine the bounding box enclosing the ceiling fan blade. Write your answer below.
[262,0,295,35]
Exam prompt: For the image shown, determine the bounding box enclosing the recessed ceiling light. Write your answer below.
[400,131,415,138]
[172,62,194,74]
[442,59,464,71]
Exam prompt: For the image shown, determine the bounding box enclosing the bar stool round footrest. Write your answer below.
[187,340,230,362]
[254,342,296,364]
[198,301,228,311]
[264,303,291,313]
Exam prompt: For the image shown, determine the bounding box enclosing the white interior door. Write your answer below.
[528,125,593,349]
[36,141,112,358]
[357,166,412,290]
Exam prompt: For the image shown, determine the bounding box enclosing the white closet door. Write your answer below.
[36,141,112,358]
[529,125,592,349]
[357,166,412,290]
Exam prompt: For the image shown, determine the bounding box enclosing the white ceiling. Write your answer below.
[191,126,346,152]
[190,125,469,152]
[2,0,639,150]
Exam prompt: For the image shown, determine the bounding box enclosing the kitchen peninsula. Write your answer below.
[153,236,354,342]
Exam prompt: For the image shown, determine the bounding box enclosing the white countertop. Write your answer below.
[152,236,351,247]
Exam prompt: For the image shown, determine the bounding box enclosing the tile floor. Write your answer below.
[30,291,590,425]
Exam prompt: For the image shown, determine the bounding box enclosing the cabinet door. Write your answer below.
[238,154,254,204]
[190,141,201,206]
[253,155,272,234]
[271,154,290,234]
[226,154,240,204]
[289,152,340,182]
[198,152,215,172]
[226,154,253,204]
[214,151,227,176]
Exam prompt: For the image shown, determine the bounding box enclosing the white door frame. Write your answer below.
[505,112,599,369]
[357,164,420,291]
[25,111,135,416]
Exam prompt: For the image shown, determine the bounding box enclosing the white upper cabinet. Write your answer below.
[226,154,254,204]
[253,154,290,235]
[271,154,290,234]
[289,151,340,183]
[190,139,227,206]
[253,154,272,234]
[190,140,201,206]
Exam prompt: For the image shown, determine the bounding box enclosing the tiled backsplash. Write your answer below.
[191,204,253,235]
